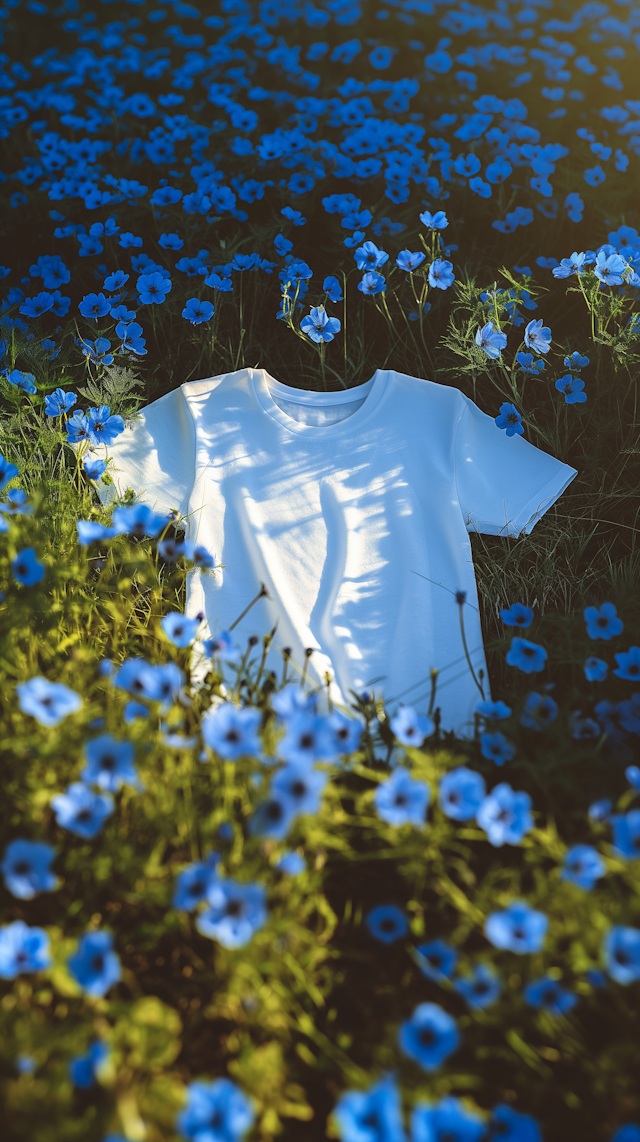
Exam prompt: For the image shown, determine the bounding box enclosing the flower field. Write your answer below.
[1,0,640,1140]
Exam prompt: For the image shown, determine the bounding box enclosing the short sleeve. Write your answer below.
[454,394,577,537]
[100,386,196,516]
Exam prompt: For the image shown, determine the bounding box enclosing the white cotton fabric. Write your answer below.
[101,368,576,735]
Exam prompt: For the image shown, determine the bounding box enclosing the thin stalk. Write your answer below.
[228,582,268,632]
[457,597,485,698]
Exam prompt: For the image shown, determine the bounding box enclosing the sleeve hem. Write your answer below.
[465,464,577,537]
[511,464,577,535]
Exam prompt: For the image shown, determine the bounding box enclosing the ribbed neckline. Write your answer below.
[249,367,390,437]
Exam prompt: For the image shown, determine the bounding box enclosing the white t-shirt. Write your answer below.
[101,368,576,735]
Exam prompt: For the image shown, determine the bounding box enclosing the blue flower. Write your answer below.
[571,713,601,740]
[201,702,262,760]
[610,1128,640,1142]
[137,272,172,304]
[323,275,343,302]
[374,767,430,827]
[17,676,82,726]
[116,661,184,709]
[500,603,534,629]
[81,733,140,793]
[589,799,613,825]
[428,259,455,289]
[480,732,515,765]
[173,853,220,911]
[603,926,640,985]
[197,878,267,948]
[19,291,55,318]
[203,630,241,663]
[69,1041,109,1089]
[182,297,214,324]
[524,319,552,354]
[398,1002,460,1071]
[271,760,328,816]
[594,250,627,285]
[85,406,125,446]
[612,811,640,858]
[487,1106,541,1142]
[79,336,114,366]
[124,701,149,724]
[281,206,306,225]
[278,713,332,764]
[301,305,341,343]
[0,921,51,979]
[119,232,143,249]
[12,548,45,586]
[516,352,545,375]
[454,963,502,1010]
[614,647,640,681]
[565,351,590,369]
[78,293,111,319]
[525,975,578,1015]
[415,939,457,981]
[495,403,524,437]
[68,930,121,997]
[411,1097,484,1142]
[5,369,37,394]
[204,274,232,296]
[273,234,293,257]
[112,504,171,538]
[0,488,32,517]
[366,904,408,944]
[51,780,114,839]
[77,520,117,545]
[520,692,558,730]
[104,270,129,291]
[454,153,481,177]
[159,233,184,251]
[552,252,586,279]
[475,698,512,720]
[485,900,548,954]
[390,706,434,747]
[150,186,182,206]
[161,612,201,647]
[177,1078,254,1142]
[419,210,448,229]
[277,851,305,876]
[487,159,512,184]
[334,1076,406,1142]
[112,305,137,322]
[584,165,606,187]
[326,710,362,755]
[561,844,605,890]
[476,323,507,358]
[1,839,57,900]
[438,767,486,820]
[469,176,492,198]
[477,783,532,846]
[370,46,393,70]
[584,601,623,640]
[0,453,18,490]
[555,375,587,404]
[564,194,585,222]
[396,250,426,272]
[249,791,297,840]
[65,412,91,444]
[358,271,386,296]
[83,457,106,481]
[506,637,547,674]
[626,766,640,792]
[354,241,388,272]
